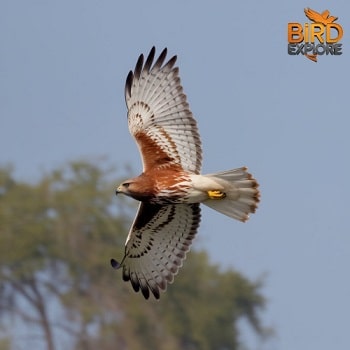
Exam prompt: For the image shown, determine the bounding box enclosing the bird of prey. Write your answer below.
[304,8,338,25]
[111,47,260,299]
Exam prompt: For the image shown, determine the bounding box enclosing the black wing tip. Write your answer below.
[149,46,156,56]
[140,286,161,300]
[146,45,176,72]
[151,46,177,66]
[133,53,144,80]
[168,55,177,67]
[144,46,156,72]
[125,70,133,100]
[153,47,169,69]
[153,289,160,300]
[141,286,150,300]
[110,258,122,269]
[145,46,179,71]
[125,46,178,101]
[128,272,162,300]
[160,47,167,58]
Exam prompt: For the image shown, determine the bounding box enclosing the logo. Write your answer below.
[288,8,343,62]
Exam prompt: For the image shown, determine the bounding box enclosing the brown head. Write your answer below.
[115,174,155,201]
[116,179,135,197]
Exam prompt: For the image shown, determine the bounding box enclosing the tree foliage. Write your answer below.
[0,161,267,350]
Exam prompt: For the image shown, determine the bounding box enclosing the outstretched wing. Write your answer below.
[111,203,201,299]
[125,47,202,174]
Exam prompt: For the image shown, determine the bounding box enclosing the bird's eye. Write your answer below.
[123,182,130,188]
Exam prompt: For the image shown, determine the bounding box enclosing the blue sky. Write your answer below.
[1,1,350,349]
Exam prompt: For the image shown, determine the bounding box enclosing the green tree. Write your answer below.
[0,161,268,350]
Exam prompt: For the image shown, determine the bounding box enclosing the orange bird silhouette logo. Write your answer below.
[288,8,343,62]
[304,8,338,62]
[304,8,338,25]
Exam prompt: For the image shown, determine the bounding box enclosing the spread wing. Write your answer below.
[125,47,202,174]
[111,203,201,299]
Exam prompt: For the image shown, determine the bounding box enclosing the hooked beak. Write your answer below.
[115,186,122,195]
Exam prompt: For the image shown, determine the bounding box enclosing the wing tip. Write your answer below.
[125,70,133,101]
[110,258,122,269]
[125,46,178,102]
[134,53,144,80]
[144,46,156,72]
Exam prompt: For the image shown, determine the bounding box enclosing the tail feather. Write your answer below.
[203,167,260,222]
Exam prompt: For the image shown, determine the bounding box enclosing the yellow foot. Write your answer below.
[207,190,226,199]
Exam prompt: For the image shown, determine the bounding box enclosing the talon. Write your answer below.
[207,190,226,199]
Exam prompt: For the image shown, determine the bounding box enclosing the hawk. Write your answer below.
[111,47,260,299]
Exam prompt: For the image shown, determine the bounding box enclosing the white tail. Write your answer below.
[202,167,260,222]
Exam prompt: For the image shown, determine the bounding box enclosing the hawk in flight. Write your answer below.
[111,47,260,299]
